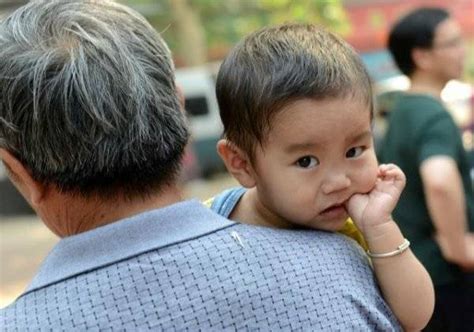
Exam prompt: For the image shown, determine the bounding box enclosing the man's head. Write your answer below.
[388,7,465,80]
[216,23,373,161]
[0,0,189,200]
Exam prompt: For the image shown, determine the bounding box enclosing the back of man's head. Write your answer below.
[0,0,189,198]
[388,7,450,76]
[216,23,372,160]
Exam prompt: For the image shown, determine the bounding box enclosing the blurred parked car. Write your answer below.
[175,64,225,177]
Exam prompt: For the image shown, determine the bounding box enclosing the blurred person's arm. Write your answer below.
[421,156,474,270]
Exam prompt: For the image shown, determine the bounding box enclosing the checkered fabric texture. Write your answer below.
[1,225,400,331]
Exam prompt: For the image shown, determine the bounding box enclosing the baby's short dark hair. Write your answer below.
[216,23,373,160]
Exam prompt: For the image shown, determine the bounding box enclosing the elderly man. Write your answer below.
[0,1,400,330]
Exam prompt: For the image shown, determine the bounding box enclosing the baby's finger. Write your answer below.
[378,164,406,185]
[379,163,397,173]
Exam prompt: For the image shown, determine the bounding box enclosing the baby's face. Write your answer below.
[250,97,378,231]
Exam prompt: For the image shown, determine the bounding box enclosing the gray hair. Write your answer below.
[0,0,189,197]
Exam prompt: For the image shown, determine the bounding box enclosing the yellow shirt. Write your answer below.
[339,218,368,251]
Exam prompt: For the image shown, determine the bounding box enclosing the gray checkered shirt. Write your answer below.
[1,200,400,331]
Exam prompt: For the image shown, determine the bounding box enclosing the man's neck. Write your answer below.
[40,185,184,237]
[408,72,446,98]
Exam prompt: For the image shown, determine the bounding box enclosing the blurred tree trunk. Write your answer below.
[170,0,207,66]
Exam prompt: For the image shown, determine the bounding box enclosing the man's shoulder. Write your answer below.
[391,93,446,120]
[388,93,456,143]
[2,225,400,331]
[395,93,443,107]
[199,224,376,296]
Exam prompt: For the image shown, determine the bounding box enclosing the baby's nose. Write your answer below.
[321,173,351,195]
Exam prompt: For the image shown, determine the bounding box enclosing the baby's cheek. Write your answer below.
[358,164,379,192]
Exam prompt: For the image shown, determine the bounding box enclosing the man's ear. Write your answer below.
[0,148,46,208]
[176,83,186,112]
[217,139,256,188]
[412,47,433,72]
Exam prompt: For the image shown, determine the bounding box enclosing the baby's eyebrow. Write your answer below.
[283,142,320,153]
[348,130,372,143]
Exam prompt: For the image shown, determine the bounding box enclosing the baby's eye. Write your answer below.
[296,156,319,168]
[346,147,364,158]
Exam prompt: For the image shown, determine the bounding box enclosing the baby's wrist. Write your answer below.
[362,221,410,261]
[361,218,400,242]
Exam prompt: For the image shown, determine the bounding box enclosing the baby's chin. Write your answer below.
[301,214,349,233]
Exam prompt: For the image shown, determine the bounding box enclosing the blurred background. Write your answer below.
[1,0,473,308]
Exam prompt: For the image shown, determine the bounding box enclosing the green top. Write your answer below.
[379,93,474,286]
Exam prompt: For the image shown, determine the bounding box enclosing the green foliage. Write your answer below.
[465,40,474,83]
[189,0,349,50]
[120,0,350,65]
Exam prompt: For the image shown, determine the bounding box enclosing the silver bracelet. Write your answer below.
[366,238,411,258]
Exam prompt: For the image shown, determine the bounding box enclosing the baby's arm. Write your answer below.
[346,164,434,332]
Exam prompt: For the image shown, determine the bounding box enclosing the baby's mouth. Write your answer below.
[322,204,343,213]
[320,203,347,218]
[322,199,349,213]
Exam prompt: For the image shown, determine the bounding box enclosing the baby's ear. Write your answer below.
[217,139,256,188]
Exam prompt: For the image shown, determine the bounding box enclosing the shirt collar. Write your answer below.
[24,200,235,295]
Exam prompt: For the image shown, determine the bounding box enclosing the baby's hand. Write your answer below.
[345,164,406,236]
